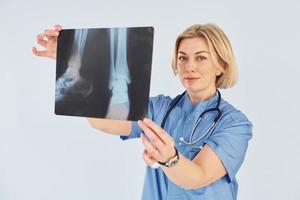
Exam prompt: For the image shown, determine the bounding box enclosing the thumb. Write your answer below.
[54,24,63,31]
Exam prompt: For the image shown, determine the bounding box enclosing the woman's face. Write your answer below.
[177,37,222,97]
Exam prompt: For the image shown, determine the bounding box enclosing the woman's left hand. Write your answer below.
[138,118,176,166]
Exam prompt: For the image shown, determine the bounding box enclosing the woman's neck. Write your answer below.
[187,88,217,106]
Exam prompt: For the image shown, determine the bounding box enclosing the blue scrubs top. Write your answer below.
[121,91,252,200]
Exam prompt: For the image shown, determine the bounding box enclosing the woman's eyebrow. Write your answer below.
[178,50,210,55]
[178,51,187,55]
[195,50,210,55]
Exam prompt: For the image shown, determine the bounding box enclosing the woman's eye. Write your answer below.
[178,56,186,61]
[197,56,207,61]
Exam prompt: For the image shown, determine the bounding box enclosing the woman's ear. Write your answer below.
[216,65,224,76]
[213,56,225,76]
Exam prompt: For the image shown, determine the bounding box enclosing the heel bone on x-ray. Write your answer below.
[55,27,154,121]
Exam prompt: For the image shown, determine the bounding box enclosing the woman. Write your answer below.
[33,23,252,200]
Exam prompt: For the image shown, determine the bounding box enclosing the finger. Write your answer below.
[142,149,157,165]
[140,121,165,152]
[37,33,46,40]
[37,39,47,47]
[138,120,165,150]
[143,150,160,169]
[141,127,171,159]
[44,29,59,37]
[53,24,63,31]
[141,133,160,160]
[36,34,47,47]
[32,46,47,57]
[143,118,171,144]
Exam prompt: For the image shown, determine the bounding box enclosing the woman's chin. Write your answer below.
[183,83,201,92]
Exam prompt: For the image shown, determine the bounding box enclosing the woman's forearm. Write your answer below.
[87,118,132,136]
[161,153,208,190]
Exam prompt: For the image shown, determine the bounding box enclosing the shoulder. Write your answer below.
[217,98,253,130]
[148,94,174,121]
[149,94,172,111]
[150,94,172,104]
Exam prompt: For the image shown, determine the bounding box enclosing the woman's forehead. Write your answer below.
[178,37,210,54]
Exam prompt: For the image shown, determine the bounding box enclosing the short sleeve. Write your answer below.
[205,111,253,182]
[120,121,141,140]
[120,95,171,141]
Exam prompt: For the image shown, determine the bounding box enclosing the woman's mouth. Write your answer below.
[184,77,200,81]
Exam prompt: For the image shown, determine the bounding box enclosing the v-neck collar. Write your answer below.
[181,90,220,114]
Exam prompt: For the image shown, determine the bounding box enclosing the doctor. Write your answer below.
[33,23,252,200]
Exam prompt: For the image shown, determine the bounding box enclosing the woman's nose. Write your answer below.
[185,60,196,72]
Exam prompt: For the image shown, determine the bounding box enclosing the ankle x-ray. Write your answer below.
[55,26,154,120]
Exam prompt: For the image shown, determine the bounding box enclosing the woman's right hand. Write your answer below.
[32,25,62,60]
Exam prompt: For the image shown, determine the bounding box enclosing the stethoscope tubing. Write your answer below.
[161,90,222,149]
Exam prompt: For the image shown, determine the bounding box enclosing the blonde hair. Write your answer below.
[172,24,237,89]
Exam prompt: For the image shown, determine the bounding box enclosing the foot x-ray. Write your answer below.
[55,27,154,120]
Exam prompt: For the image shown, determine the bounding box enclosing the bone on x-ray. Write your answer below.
[55,27,154,120]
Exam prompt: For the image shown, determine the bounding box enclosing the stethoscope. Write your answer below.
[160,90,222,149]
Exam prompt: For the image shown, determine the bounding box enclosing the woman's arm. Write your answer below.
[139,118,226,189]
[160,145,226,189]
[88,118,131,136]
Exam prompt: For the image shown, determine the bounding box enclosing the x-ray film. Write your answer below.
[55,27,154,120]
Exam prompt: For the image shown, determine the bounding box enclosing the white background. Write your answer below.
[0,0,299,199]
